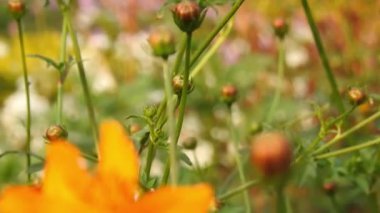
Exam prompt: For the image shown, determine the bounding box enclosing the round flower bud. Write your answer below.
[172,74,194,95]
[347,87,367,106]
[45,125,68,141]
[250,132,292,177]
[182,137,197,150]
[8,0,25,20]
[221,85,238,106]
[250,122,263,135]
[171,1,205,33]
[143,105,157,118]
[323,182,337,196]
[148,28,176,60]
[272,18,289,40]
[359,97,375,115]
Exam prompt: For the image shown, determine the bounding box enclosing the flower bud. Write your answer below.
[182,137,197,150]
[273,18,289,40]
[172,74,194,95]
[323,182,337,196]
[148,28,176,60]
[359,97,375,115]
[8,0,25,20]
[143,105,157,118]
[171,1,205,33]
[249,122,263,135]
[347,87,367,106]
[250,132,292,177]
[44,125,68,141]
[221,85,238,105]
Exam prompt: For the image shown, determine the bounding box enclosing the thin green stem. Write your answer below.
[57,16,68,124]
[81,152,98,163]
[164,59,177,185]
[265,39,285,123]
[329,195,341,213]
[293,106,356,164]
[190,0,245,68]
[276,186,287,213]
[315,137,380,160]
[174,32,192,143]
[16,19,32,182]
[314,109,380,154]
[301,0,344,113]
[144,142,156,180]
[61,9,99,153]
[0,151,44,162]
[189,19,233,79]
[173,36,186,75]
[228,107,251,213]
[218,179,258,201]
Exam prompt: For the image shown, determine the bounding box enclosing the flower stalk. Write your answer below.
[301,0,344,113]
[228,107,251,213]
[16,18,32,182]
[58,2,99,153]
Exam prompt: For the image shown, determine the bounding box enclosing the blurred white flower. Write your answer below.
[285,41,309,68]
[0,78,49,150]
[183,140,214,169]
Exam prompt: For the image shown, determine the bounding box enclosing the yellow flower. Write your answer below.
[0,120,214,213]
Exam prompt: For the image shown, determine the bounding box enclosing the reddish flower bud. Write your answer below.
[250,132,292,177]
[8,0,25,20]
[323,182,337,196]
[221,85,238,105]
[148,28,176,60]
[171,1,205,33]
[45,125,68,142]
[273,18,289,40]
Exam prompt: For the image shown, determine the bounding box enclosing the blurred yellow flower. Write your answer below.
[0,120,214,213]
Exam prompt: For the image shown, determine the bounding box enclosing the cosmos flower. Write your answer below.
[0,120,214,213]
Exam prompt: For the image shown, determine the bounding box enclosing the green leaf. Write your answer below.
[355,175,370,194]
[28,54,61,70]
[179,152,193,166]
[28,162,44,174]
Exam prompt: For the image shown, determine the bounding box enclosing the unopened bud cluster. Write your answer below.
[148,28,176,60]
[45,125,68,142]
[8,0,26,20]
[272,18,289,40]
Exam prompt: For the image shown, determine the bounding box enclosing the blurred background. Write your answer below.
[1,0,380,212]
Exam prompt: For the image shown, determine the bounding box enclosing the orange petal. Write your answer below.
[136,184,215,213]
[0,186,42,213]
[98,120,139,191]
[43,141,92,204]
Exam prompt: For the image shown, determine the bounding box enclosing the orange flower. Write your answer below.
[0,120,214,213]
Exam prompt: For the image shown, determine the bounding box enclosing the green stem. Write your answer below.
[315,137,380,160]
[301,0,344,113]
[173,36,186,75]
[0,151,44,162]
[265,39,285,123]
[218,179,258,201]
[174,32,192,143]
[192,151,204,180]
[293,106,356,164]
[61,8,99,153]
[276,186,287,213]
[144,142,156,180]
[189,19,233,79]
[190,0,245,68]
[228,107,251,213]
[81,152,98,163]
[314,109,380,154]
[16,19,32,182]
[57,16,68,124]
[329,195,341,213]
[164,59,177,185]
